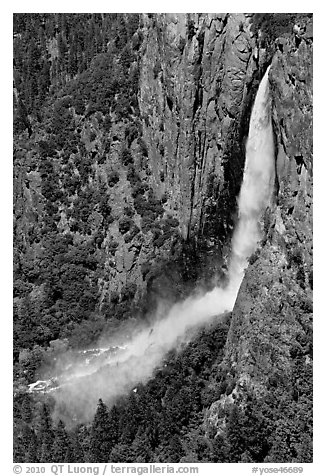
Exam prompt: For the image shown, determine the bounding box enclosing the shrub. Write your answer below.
[147,195,164,217]
[141,262,151,278]
[73,96,85,115]
[248,250,259,265]
[124,233,133,244]
[288,246,302,267]
[151,227,162,240]
[128,170,149,200]
[131,183,146,198]
[99,199,112,217]
[127,167,140,187]
[153,236,166,248]
[296,268,306,289]
[225,379,236,396]
[178,37,186,53]
[97,154,106,165]
[124,225,140,243]
[103,115,112,132]
[110,291,119,305]
[102,214,114,228]
[165,217,179,228]
[187,18,196,40]
[134,195,149,217]
[162,229,174,241]
[94,232,105,248]
[141,215,156,233]
[108,241,119,254]
[138,137,148,157]
[124,206,134,217]
[219,380,228,395]
[153,59,161,79]
[161,193,168,204]
[121,283,137,301]
[107,171,120,187]
[115,302,131,320]
[119,217,133,234]
[103,141,111,155]
[308,269,313,289]
[125,123,139,147]
[249,13,304,45]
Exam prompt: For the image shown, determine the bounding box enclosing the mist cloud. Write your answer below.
[48,66,275,424]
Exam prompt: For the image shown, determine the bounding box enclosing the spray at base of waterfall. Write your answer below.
[47,66,275,423]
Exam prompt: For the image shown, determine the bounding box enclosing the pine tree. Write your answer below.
[119,393,139,444]
[210,433,231,463]
[227,402,253,462]
[109,443,135,463]
[70,425,86,462]
[36,403,54,462]
[20,394,33,424]
[64,443,75,463]
[13,422,32,462]
[52,420,70,462]
[165,434,184,463]
[90,399,119,463]
[25,430,38,463]
[132,429,153,462]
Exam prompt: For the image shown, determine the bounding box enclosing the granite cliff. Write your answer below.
[205,15,313,462]
[13,13,313,463]
[14,13,263,340]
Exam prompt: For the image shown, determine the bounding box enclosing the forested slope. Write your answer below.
[13,13,312,463]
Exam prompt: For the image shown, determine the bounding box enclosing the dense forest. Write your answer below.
[13,316,312,463]
[13,13,313,463]
[14,13,187,357]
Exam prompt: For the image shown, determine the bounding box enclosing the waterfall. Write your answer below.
[229,65,275,289]
[50,67,275,422]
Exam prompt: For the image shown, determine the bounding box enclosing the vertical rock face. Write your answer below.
[139,13,258,246]
[14,14,312,340]
[207,17,313,461]
[225,18,312,390]
[14,13,264,320]
[13,13,313,461]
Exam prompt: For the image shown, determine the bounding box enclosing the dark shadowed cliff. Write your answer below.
[13,13,312,463]
[206,14,313,462]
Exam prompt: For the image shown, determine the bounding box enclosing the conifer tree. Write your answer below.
[109,443,135,463]
[52,420,71,462]
[90,399,119,462]
[20,394,33,424]
[132,429,153,463]
[13,423,32,462]
[70,425,86,462]
[25,430,38,463]
[36,403,54,462]
[119,393,139,444]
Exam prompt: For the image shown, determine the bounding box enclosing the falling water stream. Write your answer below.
[29,66,275,423]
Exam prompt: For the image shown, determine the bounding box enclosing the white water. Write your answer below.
[46,67,275,422]
[229,65,275,285]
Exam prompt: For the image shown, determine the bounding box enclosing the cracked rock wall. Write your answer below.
[206,17,313,456]
[139,13,259,248]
